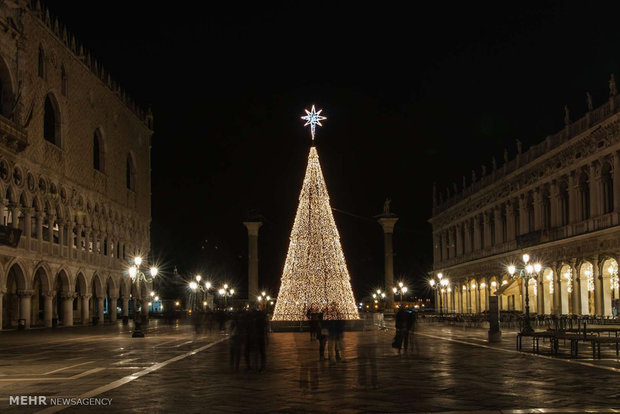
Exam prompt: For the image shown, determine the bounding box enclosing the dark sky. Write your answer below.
[46,1,620,300]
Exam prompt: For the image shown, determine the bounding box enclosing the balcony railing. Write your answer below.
[0,114,28,152]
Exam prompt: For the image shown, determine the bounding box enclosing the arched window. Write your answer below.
[61,65,67,96]
[43,94,60,146]
[126,154,135,190]
[93,129,104,172]
[38,45,45,78]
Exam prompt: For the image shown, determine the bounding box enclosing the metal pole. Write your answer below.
[522,274,533,334]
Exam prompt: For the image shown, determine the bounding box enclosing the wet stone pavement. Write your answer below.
[1,320,620,413]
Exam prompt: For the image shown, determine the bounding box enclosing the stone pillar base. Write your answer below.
[488,330,502,343]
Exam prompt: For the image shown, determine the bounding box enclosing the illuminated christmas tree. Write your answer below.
[272,106,359,321]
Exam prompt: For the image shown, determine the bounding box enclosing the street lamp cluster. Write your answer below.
[393,282,408,302]
[507,253,543,335]
[127,256,159,338]
[429,272,449,314]
[257,291,274,312]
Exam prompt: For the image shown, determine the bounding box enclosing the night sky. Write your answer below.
[45,1,620,301]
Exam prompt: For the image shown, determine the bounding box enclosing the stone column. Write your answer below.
[81,295,90,324]
[23,207,32,246]
[62,293,74,326]
[57,219,65,254]
[571,260,581,315]
[17,289,33,329]
[568,173,579,223]
[552,263,561,315]
[109,296,118,322]
[550,181,559,228]
[537,278,545,314]
[43,291,54,327]
[121,296,129,317]
[0,288,5,331]
[243,220,262,302]
[433,233,441,264]
[484,281,490,311]
[378,216,398,307]
[36,212,44,242]
[476,283,482,313]
[613,152,620,214]
[589,163,602,218]
[48,214,56,245]
[10,205,20,229]
[97,297,104,323]
[594,256,603,316]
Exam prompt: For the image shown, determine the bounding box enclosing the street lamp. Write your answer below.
[393,282,408,303]
[219,285,234,308]
[128,256,158,338]
[429,272,449,315]
[507,253,542,335]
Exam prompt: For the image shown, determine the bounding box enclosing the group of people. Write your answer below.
[307,305,346,363]
[393,305,417,353]
[228,308,268,372]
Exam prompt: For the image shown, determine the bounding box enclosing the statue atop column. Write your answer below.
[492,156,497,171]
[383,198,392,215]
[516,139,522,154]
[610,74,617,97]
[503,148,508,164]
[564,105,570,126]
[586,91,593,111]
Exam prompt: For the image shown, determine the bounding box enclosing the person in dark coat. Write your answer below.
[394,306,410,353]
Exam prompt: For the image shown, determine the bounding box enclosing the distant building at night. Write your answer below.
[430,77,620,317]
[0,1,153,329]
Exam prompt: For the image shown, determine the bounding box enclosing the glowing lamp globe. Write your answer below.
[129,266,137,279]
[189,281,198,290]
[134,257,142,266]
[150,267,158,277]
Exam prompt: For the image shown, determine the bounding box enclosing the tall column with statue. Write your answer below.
[377,198,398,311]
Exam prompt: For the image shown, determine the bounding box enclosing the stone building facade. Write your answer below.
[0,1,153,329]
[430,80,620,317]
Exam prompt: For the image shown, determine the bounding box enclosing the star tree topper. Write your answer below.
[301,105,326,141]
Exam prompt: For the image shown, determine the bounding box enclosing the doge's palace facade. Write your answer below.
[430,79,620,317]
[0,1,152,329]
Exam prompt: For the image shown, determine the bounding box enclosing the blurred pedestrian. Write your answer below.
[394,306,410,353]
[317,312,327,360]
[229,312,243,370]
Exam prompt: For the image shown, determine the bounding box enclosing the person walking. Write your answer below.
[394,306,410,353]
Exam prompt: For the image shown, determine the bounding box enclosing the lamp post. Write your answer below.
[219,285,234,309]
[128,257,158,338]
[429,273,449,315]
[372,289,387,311]
[507,253,542,335]
[392,282,408,304]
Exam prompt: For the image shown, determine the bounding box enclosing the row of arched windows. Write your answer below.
[42,93,137,191]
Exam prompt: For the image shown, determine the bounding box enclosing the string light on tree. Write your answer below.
[272,106,359,321]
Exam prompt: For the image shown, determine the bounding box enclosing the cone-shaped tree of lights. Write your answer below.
[272,107,359,321]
